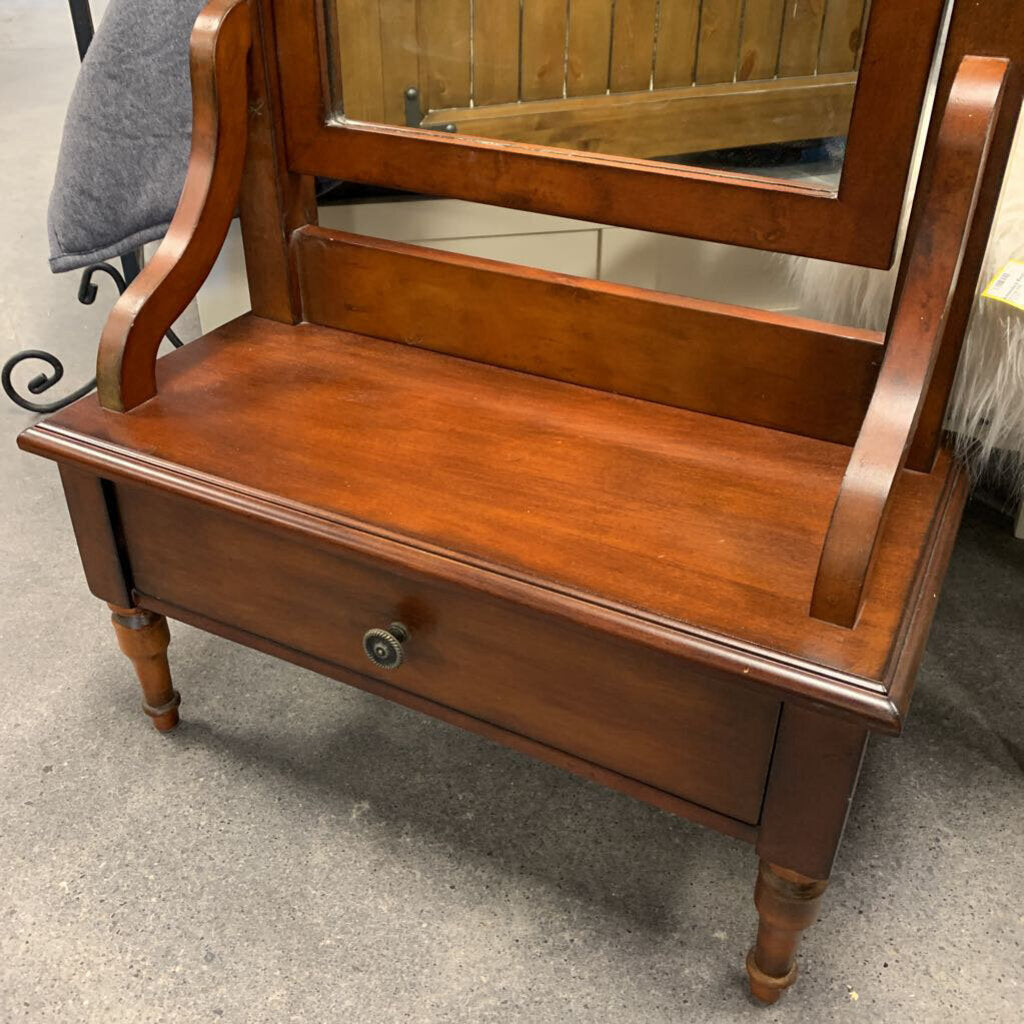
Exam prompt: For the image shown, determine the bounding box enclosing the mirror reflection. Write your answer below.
[325,1,869,188]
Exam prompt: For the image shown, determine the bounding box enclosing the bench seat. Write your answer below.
[21,314,966,734]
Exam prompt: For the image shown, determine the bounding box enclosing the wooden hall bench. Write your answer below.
[18,0,1022,1006]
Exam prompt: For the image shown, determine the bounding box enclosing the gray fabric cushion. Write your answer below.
[47,0,204,273]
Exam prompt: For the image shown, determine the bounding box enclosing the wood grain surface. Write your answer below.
[96,0,251,412]
[293,226,883,444]
[811,57,1008,628]
[116,482,781,824]
[22,317,961,724]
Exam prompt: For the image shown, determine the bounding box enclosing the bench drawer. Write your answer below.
[116,484,780,824]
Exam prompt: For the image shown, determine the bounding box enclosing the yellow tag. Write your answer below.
[982,259,1024,311]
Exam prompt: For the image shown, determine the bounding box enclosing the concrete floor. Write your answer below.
[2,3,1023,1022]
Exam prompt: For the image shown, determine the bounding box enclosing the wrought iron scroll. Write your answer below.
[2,1,184,415]
[3,262,182,414]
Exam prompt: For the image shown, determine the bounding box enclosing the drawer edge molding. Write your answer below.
[138,591,762,841]
[21,422,903,731]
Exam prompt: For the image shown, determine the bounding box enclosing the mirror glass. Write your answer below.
[323,1,870,190]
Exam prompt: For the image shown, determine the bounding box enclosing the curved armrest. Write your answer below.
[97,0,251,412]
[810,56,1007,629]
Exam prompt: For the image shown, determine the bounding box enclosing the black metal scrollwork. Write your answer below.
[2,349,97,415]
[3,1,186,416]
[3,261,183,414]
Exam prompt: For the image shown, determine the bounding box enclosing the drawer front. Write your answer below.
[116,484,779,824]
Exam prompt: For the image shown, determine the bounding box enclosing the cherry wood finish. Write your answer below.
[756,703,868,881]
[237,0,316,323]
[271,0,947,267]
[58,464,132,608]
[810,56,1008,628]
[746,863,830,1005]
[109,605,180,731]
[884,461,971,725]
[747,704,867,1001]
[293,227,884,444]
[16,0,1023,1007]
[137,593,760,844]
[19,320,965,729]
[114,482,781,824]
[97,0,252,411]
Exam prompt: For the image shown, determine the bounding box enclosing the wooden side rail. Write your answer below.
[96,0,251,413]
[810,56,1008,629]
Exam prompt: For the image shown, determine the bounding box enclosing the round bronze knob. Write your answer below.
[362,622,409,670]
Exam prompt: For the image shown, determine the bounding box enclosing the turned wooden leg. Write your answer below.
[746,861,828,1004]
[109,604,180,731]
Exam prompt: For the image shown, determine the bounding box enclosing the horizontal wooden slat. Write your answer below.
[427,72,857,159]
[293,226,883,444]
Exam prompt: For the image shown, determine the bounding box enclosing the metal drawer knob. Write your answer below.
[362,622,410,670]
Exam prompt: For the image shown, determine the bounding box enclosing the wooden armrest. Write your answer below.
[96,0,251,413]
[810,56,1008,629]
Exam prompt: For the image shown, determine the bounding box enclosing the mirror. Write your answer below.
[324,1,869,189]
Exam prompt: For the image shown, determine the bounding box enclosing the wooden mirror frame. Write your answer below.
[272,0,949,268]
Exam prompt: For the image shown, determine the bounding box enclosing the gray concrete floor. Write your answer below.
[2,3,1023,1022]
